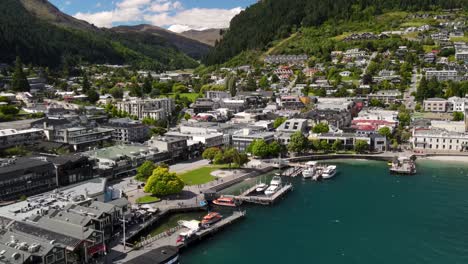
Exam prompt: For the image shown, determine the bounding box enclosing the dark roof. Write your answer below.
[47,154,86,165]
[0,158,53,180]
[126,246,178,264]
[11,221,82,250]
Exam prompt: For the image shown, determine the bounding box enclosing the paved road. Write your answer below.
[404,67,420,110]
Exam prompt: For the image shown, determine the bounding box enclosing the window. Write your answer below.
[46,254,55,264]
[56,250,64,260]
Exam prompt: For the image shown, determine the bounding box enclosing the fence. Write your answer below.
[135,225,183,248]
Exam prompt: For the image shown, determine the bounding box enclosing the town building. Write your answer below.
[147,136,188,162]
[231,129,275,152]
[367,90,402,104]
[85,145,170,178]
[264,54,308,64]
[43,125,114,151]
[0,128,44,150]
[0,157,56,202]
[423,98,448,112]
[411,128,468,152]
[104,118,150,143]
[315,133,387,152]
[116,98,175,120]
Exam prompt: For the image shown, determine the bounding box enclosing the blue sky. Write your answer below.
[50,0,256,32]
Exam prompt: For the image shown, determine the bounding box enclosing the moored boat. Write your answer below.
[265,176,282,196]
[265,185,280,196]
[255,183,268,192]
[212,197,238,207]
[201,212,223,227]
[321,165,337,179]
[303,161,317,179]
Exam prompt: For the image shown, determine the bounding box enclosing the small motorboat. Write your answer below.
[265,185,280,196]
[321,165,337,179]
[255,183,268,192]
[201,212,223,227]
[265,176,282,196]
[303,161,317,179]
[212,197,238,207]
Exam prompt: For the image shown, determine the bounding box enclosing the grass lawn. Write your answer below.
[423,45,438,53]
[178,165,226,185]
[160,93,200,102]
[451,36,468,42]
[136,195,160,204]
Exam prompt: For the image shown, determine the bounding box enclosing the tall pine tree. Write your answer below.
[11,57,30,92]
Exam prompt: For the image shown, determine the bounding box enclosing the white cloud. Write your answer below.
[145,7,242,32]
[117,0,151,9]
[73,0,242,31]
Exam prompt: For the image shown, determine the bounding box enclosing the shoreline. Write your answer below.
[419,155,468,163]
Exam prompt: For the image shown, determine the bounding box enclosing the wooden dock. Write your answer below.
[117,211,246,263]
[229,183,293,205]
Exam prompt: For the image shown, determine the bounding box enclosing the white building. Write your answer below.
[116,98,175,120]
[0,128,44,149]
[411,129,468,152]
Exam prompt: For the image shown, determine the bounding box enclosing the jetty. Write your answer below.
[227,183,293,205]
[114,211,246,263]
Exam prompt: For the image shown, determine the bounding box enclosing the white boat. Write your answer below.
[270,176,282,186]
[265,176,282,196]
[302,161,317,179]
[321,165,337,179]
[265,185,280,196]
[255,183,268,192]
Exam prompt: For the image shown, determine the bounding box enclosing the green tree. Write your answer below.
[234,152,249,167]
[135,161,156,181]
[453,111,464,121]
[184,113,191,120]
[145,167,184,197]
[109,87,124,99]
[312,123,329,134]
[228,76,237,97]
[172,83,188,93]
[259,75,269,88]
[202,147,221,163]
[11,57,30,92]
[378,127,392,139]
[320,140,330,152]
[354,140,369,153]
[246,76,257,91]
[0,105,19,115]
[250,139,270,158]
[273,117,287,129]
[86,89,99,104]
[288,132,308,154]
[143,75,153,94]
[144,167,184,196]
[268,141,281,157]
[331,140,343,152]
[82,73,91,93]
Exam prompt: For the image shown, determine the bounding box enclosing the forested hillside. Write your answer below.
[204,0,468,65]
[0,0,199,70]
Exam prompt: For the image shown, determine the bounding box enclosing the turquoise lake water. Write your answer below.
[181,160,468,263]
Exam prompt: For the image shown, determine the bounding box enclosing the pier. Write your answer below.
[113,211,246,263]
[227,183,293,205]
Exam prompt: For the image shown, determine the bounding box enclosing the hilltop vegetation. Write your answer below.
[0,0,199,70]
[204,0,467,65]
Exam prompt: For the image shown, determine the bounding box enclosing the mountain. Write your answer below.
[19,0,98,31]
[0,0,199,70]
[181,29,224,46]
[112,25,211,60]
[204,0,467,65]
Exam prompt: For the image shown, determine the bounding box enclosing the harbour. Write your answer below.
[181,160,468,263]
